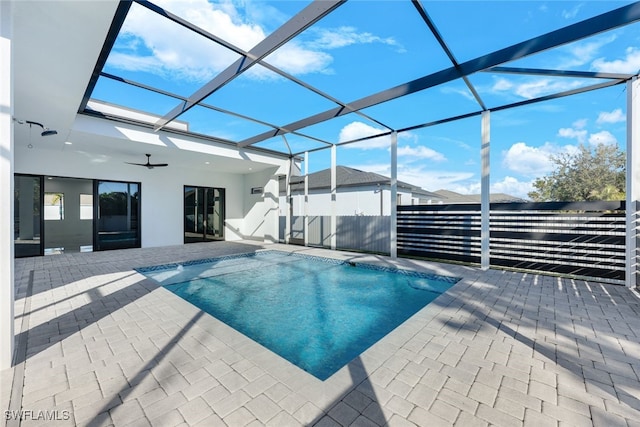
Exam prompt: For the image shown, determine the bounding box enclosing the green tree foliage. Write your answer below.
[528,144,625,201]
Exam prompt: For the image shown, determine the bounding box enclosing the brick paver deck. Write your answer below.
[2,241,640,426]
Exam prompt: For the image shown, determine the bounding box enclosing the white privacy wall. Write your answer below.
[282,186,415,217]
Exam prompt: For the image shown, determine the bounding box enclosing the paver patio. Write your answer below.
[2,241,640,426]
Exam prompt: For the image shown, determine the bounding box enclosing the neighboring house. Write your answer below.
[279,166,444,216]
[432,189,527,204]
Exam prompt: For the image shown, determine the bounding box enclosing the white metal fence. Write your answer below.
[280,201,632,284]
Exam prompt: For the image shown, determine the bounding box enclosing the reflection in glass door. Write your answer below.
[184,186,225,243]
[95,180,140,251]
[43,177,94,254]
[14,175,43,257]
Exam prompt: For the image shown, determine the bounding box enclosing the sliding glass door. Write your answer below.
[95,180,140,251]
[184,186,225,243]
[14,175,43,257]
[43,177,94,254]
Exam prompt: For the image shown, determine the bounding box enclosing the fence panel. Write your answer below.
[337,216,390,254]
[397,205,481,264]
[307,215,331,247]
[398,202,626,284]
[290,216,305,244]
[281,215,390,253]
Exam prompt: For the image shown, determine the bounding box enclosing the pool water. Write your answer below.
[138,251,459,380]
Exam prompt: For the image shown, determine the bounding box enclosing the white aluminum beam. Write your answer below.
[391,132,398,259]
[481,111,491,270]
[154,0,344,131]
[411,0,486,110]
[627,77,639,288]
[304,151,309,247]
[487,66,633,80]
[0,0,14,370]
[240,2,640,147]
[331,145,337,250]
[285,159,291,244]
[135,0,388,135]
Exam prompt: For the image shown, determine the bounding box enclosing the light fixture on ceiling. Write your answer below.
[13,118,58,136]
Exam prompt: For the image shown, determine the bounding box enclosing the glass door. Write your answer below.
[184,186,225,243]
[95,180,140,251]
[14,175,43,257]
[43,177,94,254]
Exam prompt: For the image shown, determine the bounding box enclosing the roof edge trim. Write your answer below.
[78,0,132,114]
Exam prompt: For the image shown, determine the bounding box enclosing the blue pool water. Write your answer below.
[138,251,459,380]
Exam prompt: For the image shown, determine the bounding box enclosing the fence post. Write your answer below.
[627,77,639,288]
[304,151,309,247]
[391,131,398,259]
[481,111,491,270]
[331,144,337,250]
[285,158,291,244]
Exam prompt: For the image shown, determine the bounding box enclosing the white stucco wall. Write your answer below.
[281,186,415,217]
[14,118,290,248]
[241,168,282,242]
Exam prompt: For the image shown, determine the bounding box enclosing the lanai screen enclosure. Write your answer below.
[84,0,639,280]
[1,0,639,369]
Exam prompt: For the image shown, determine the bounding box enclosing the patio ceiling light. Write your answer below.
[13,118,58,137]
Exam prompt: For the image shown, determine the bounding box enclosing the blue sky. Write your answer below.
[92,0,640,199]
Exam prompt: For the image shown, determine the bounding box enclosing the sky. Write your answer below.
[92,0,640,199]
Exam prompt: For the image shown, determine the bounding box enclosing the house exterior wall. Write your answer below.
[280,185,415,216]
[1,0,14,369]
[14,143,288,248]
[241,168,281,242]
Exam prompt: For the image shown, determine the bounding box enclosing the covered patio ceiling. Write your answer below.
[77,0,640,158]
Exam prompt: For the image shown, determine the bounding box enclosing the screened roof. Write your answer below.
[80,0,639,161]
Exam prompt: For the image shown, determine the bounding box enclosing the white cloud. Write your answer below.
[308,26,403,52]
[588,130,617,146]
[491,177,533,199]
[338,122,390,149]
[572,118,588,129]
[114,0,267,81]
[558,127,588,144]
[351,163,530,199]
[351,163,475,193]
[450,181,481,195]
[110,0,395,81]
[265,45,333,77]
[592,47,640,73]
[398,168,476,193]
[561,3,583,19]
[397,146,446,162]
[556,35,616,69]
[514,79,584,99]
[490,77,584,100]
[597,108,625,124]
[440,86,475,101]
[492,78,513,91]
[339,122,446,161]
[502,141,577,176]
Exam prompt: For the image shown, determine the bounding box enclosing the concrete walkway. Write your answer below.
[2,241,640,426]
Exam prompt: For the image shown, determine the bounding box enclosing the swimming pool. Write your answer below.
[138,250,460,380]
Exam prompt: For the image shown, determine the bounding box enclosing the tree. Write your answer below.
[528,144,625,202]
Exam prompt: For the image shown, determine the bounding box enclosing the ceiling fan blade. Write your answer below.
[126,154,168,168]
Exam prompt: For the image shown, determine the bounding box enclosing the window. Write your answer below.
[80,194,93,220]
[44,193,64,220]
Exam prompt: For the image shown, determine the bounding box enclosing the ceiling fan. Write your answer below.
[126,154,168,169]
